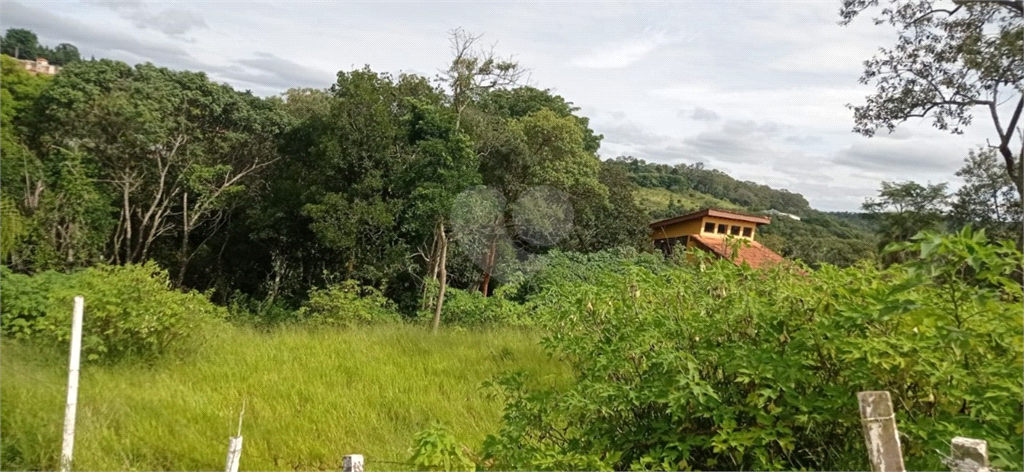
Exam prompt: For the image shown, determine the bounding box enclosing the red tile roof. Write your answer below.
[649,208,771,229]
[690,234,786,269]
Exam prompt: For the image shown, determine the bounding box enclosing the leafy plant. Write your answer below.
[482,233,1022,471]
[296,280,401,327]
[409,422,477,472]
[1,262,227,363]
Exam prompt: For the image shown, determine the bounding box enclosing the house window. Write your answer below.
[717,224,728,234]
[730,225,741,235]
[703,222,715,233]
[742,227,753,237]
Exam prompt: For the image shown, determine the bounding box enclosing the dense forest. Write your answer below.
[3,25,1017,311]
[1,7,1022,470]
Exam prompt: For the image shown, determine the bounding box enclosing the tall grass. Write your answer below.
[1,325,568,471]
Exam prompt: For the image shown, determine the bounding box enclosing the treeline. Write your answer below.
[0,30,649,317]
[609,156,811,215]
[0,29,81,65]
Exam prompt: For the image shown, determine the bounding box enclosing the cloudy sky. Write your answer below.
[1,0,994,211]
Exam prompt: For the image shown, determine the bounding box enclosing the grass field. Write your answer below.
[634,187,743,215]
[0,325,568,471]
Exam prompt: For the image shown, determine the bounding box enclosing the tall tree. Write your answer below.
[32,59,289,279]
[294,68,444,289]
[439,28,525,130]
[863,180,950,261]
[841,0,1024,198]
[1,29,38,60]
[49,43,81,66]
[949,147,1023,242]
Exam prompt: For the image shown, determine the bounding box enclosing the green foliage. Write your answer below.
[614,156,810,215]
[1,30,80,65]
[840,0,1023,195]
[949,147,1023,243]
[482,233,1023,471]
[0,198,27,260]
[410,422,477,472]
[0,263,227,363]
[421,286,529,327]
[297,280,401,327]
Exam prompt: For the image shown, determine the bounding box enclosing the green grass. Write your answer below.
[0,325,568,471]
[634,187,744,215]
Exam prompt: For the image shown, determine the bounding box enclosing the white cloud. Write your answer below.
[572,29,690,69]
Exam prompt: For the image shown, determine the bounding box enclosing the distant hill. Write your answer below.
[608,156,879,268]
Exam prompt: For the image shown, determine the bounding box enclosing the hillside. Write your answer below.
[612,156,880,268]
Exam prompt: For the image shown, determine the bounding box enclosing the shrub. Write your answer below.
[296,280,401,327]
[1,262,227,363]
[409,422,477,472]
[482,231,1023,471]
[426,287,530,327]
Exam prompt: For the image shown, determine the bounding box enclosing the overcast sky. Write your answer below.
[1,0,993,211]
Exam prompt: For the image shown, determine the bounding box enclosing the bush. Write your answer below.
[409,422,477,471]
[482,230,1023,471]
[296,280,401,327]
[425,287,530,328]
[1,262,227,363]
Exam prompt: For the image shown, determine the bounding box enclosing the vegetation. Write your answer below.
[0,29,80,65]
[482,230,1023,471]
[0,263,226,363]
[841,0,1023,199]
[0,326,567,471]
[1,19,1022,472]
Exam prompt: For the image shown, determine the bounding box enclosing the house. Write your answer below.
[649,208,786,269]
[765,209,801,221]
[18,57,59,76]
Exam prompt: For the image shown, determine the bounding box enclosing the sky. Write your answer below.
[0,0,997,211]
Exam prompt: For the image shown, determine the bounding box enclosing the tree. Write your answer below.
[841,0,1024,198]
[863,180,951,261]
[33,60,289,280]
[477,86,603,154]
[949,147,1023,242]
[290,68,445,292]
[397,100,481,329]
[439,28,526,130]
[49,43,81,66]
[1,29,38,60]
[0,55,50,211]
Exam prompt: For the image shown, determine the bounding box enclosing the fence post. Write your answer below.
[947,437,989,472]
[857,391,905,472]
[60,296,84,472]
[343,454,364,472]
[224,399,245,470]
[224,436,243,472]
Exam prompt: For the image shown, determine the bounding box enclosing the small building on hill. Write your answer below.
[649,208,786,269]
[18,57,59,75]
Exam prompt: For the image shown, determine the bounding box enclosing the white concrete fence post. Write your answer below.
[857,391,906,472]
[60,296,84,472]
[224,436,243,472]
[947,437,989,472]
[343,454,364,472]
[224,401,245,472]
